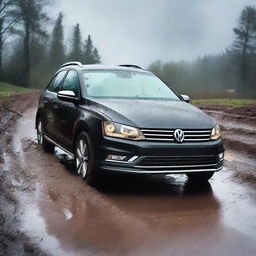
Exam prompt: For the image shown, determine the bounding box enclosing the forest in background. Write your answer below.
[0,0,101,89]
[149,6,256,98]
[0,1,255,98]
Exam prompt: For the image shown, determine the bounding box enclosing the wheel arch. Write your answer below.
[35,110,42,129]
[73,121,98,162]
[72,120,92,149]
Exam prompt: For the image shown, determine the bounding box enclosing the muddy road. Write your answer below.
[1,94,256,256]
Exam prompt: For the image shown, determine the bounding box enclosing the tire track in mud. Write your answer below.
[1,96,256,256]
[6,100,256,256]
[198,106,256,187]
[201,108,256,158]
[0,93,46,256]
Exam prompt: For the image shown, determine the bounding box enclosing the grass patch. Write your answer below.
[0,82,32,100]
[192,98,256,108]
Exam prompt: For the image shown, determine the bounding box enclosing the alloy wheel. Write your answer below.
[76,139,89,179]
[37,121,43,145]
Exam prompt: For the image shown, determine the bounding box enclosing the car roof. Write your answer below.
[83,65,150,73]
[59,64,152,74]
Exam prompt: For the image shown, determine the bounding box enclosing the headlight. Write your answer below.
[103,121,145,140]
[210,124,221,140]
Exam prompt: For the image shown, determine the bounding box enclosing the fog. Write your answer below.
[53,0,256,66]
[1,0,256,96]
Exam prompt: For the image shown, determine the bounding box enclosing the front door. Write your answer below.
[57,70,80,149]
[44,71,67,140]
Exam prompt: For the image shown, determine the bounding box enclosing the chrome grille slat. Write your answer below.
[185,134,210,137]
[141,128,212,142]
[141,129,174,133]
[145,138,175,141]
[144,133,174,137]
[135,164,218,169]
[183,130,211,133]
[184,139,210,141]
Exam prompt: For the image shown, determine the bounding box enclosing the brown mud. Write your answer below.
[195,103,256,118]
[0,94,256,256]
[0,93,46,256]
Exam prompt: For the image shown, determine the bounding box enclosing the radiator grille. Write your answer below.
[141,129,211,142]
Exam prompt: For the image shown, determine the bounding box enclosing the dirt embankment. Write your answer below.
[0,93,40,136]
[195,103,256,185]
[0,92,46,256]
[195,103,256,154]
[195,103,256,118]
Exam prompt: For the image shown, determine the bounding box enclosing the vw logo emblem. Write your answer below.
[174,129,185,143]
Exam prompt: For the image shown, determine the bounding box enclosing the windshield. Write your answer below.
[82,70,180,100]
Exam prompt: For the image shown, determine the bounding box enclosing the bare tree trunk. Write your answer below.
[0,18,3,80]
[23,25,30,87]
[240,27,249,92]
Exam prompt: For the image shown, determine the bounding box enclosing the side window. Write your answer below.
[48,71,67,93]
[47,77,56,91]
[62,70,79,96]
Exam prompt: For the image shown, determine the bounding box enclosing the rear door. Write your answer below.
[56,70,81,148]
[44,71,67,139]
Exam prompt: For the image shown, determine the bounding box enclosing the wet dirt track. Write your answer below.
[1,98,256,256]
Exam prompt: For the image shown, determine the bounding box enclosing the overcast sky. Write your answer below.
[52,0,256,67]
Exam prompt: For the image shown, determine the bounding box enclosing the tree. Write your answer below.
[93,47,101,63]
[69,23,82,61]
[83,34,93,64]
[229,6,256,91]
[49,12,65,72]
[1,2,103,89]
[83,35,101,64]
[12,0,50,87]
[0,0,17,79]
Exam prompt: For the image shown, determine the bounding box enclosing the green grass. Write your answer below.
[192,98,256,108]
[0,82,32,100]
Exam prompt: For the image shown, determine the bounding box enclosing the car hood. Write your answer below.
[87,98,216,129]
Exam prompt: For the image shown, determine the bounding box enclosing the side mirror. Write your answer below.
[57,90,78,103]
[181,94,190,103]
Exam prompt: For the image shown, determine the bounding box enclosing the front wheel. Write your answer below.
[75,132,98,186]
[186,171,214,182]
[37,119,55,153]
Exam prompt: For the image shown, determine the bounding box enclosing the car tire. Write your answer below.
[75,131,99,186]
[37,119,55,153]
[186,171,214,182]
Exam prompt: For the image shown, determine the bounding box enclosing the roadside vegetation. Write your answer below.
[192,98,256,108]
[149,6,256,98]
[0,82,32,100]
[0,0,101,89]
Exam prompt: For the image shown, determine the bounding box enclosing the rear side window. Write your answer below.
[48,71,67,93]
[62,70,79,96]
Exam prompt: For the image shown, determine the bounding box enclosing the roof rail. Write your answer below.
[61,61,83,68]
[118,64,143,69]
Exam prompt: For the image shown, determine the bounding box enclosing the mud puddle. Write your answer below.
[4,106,255,256]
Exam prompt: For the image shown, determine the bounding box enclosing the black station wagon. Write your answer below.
[36,62,224,185]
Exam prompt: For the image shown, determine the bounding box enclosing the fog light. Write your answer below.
[218,152,224,160]
[106,154,127,161]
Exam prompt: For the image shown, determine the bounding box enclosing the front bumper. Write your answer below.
[96,163,223,174]
[93,135,224,174]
